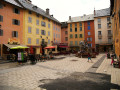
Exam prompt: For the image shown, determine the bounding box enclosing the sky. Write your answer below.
[32,0,110,22]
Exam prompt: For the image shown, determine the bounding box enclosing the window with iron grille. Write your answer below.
[13,8,20,14]
[28,27,32,33]
[0,29,3,36]
[28,38,31,44]
[41,30,46,35]
[28,17,32,23]
[41,21,46,27]
[12,19,20,25]
[12,31,18,37]
[0,15,3,22]
[36,20,39,25]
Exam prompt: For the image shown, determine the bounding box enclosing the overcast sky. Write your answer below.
[32,0,110,22]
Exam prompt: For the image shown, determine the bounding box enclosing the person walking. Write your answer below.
[111,52,114,65]
[87,53,92,62]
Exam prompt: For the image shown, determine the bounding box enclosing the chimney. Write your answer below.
[69,16,71,20]
[94,8,96,16]
[46,8,49,15]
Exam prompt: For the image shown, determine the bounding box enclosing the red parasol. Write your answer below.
[44,46,55,49]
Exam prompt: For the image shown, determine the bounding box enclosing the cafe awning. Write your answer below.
[44,46,55,49]
[4,44,29,49]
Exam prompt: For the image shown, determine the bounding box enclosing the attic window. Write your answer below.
[33,6,38,10]
[29,11,32,14]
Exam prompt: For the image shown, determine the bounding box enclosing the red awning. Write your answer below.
[44,46,55,49]
[59,46,69,48]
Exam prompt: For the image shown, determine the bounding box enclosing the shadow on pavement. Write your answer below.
[39,72,120,90]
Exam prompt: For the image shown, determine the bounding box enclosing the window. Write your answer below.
[13,8,20,14]
[107,23,111,28]
[65,37,68,41]
[88,26,90,30]
[0,29,3,36]
[70,34,73,38]
[70,28,72,32]
[12,31,18,37]
[36,28,39,34]
[0,2,3,8]
[41,30,46,35]
[42,16,45,20]
[98,31,101,35]
[28,11,32,14]
[75,34,78,38]
[108,30,111,34]
[70,41,73,45]
[88,32,91,35]
[75,41,78,46]
[54,33,55,38]
[88,43,92,47]
[28,17,32,23]
[56,34,57,38]
[56,27,57,31]
[87,38,92,42]
[98,18,101,23]
[12,19,20,25]
[48,24,50,28]
[65,31,68,35]
[0,15,3,22]
[28,38,31,44]
[48,39,50,44]
[36,39,39,44]
[70,24,72,27]
[48,19,50,22]
[98,24,101,29]
[108,38,112,43]
[28,27,32,33]
[36,20,39,25]
[75,23,77,27]
[75,28,77,32]
[41,21,46,27]
[48,31,50,36]
[54,26,55,30]
[79,34,82,38]
[80,27,82,31]
[107,17,110,22]
[87,21,90,25]
[79,22,82,26]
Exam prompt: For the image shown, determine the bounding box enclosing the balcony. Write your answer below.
[98,35,102,39]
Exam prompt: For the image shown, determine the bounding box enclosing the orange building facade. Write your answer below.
[61,22,68,44]
[0,1,23,56]
[84,20,95,49]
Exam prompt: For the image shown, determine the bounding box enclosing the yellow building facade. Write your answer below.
[68,22,84,50]
[23,10,53,54]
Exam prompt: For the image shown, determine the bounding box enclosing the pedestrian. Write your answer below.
[111,52,114,65]
[87,53,92,62]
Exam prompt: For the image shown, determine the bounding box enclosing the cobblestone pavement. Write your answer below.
[0,54,112,90]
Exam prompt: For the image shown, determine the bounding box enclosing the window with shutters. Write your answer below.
[75,34,78,38]
[41,21,46,27]
[12,19,20,25]
[36,28,39,34]
[12,31,18,37]
[41,30,46,35]
[13,8,20,14]
[70,34,73,38]
[0,15,3,22]
[0,29,3,36]
[70,41,73,46]
[79,34,82,38]
[36,39,39,44]
[36,20,39,25]
[28,17,32,23]
[28,27,32,33]
[28,38,31,44]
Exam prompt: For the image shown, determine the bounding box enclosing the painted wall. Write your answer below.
[84,20,95,48]
[0,1,23,44]
[61,27,68,44]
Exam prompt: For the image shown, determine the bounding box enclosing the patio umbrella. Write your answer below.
[44,46,55,49]
[10,46,29,49]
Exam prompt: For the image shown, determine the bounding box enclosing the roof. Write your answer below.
[17,0,61,24]
[94,8,110,17]
[67,14,94,23]
[3,0,23,8]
